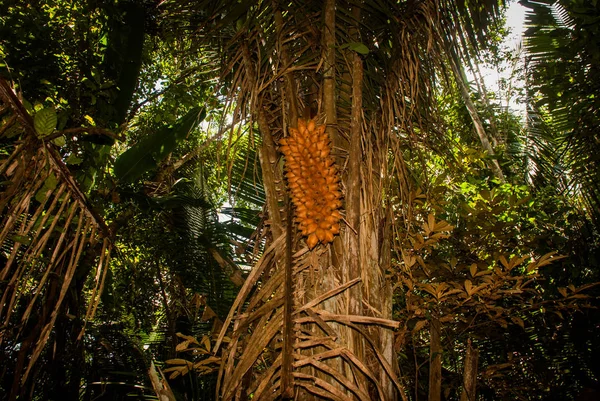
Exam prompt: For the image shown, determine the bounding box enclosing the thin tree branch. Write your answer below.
[446,45,505,182]
[45,127,123,142]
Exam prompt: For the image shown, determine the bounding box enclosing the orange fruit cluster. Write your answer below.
[279,119,342,249]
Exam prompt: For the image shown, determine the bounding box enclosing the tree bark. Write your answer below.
[281,196,294,398]
[323,0,337,134]
[460,340,479,401]
[241,43,284,239]
[273,0,299,124]
[428,317,442,401]
[342,6,367,395]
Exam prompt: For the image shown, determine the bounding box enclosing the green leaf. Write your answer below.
[35,175,59,203]
[218,1,251,28]
[22,99,34,115]
[44,174,58,191]
[66,154,83,165]
[114,107,205,182]
[4,123,23,138]
[52,135,66,147]
[84,115,96,126]
[9,234,31,246]
[34,107,57,137]
[341,42,369,55]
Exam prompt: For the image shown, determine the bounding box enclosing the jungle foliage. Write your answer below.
[0,0,599,400]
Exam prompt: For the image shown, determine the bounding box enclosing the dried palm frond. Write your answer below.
[210,231,402,400]
[0,79,112,392]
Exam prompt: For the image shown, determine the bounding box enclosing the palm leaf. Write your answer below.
[522,0,600,221]
[0,78,113,393]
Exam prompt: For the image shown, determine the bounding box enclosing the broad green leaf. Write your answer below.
[341,42,369,55]
[22,99,34,115]
[114,107,205,182]
[52,135,66,147]
[34,107,57,137]
[66,154,83,165]
[35,175,58,203]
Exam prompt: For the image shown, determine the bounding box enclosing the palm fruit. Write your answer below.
[279,119,342,249]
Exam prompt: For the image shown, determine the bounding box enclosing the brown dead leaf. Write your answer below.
[194,356,221,367]
[201,305,217,321]
[511,316,525,329]
[499,255,509,269]
[402,251,416,268]
[464,280,473,296]
[412,319,428,334]
[201,335,211,351]
[165,358,193,366]
[175,341,190,352]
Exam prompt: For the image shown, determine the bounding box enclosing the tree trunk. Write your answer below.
[460,340,479,401]
[448,46,505,182]
[428,317,442,401]
[215,2,401,399]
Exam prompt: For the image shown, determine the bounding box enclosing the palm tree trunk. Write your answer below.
[273,0,299,124]
[281,196,294,398]
[344,13,366,397]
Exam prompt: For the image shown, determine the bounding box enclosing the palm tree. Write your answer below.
[159,0,505,399]
[521,0,600,222]
[0,79,114,400]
